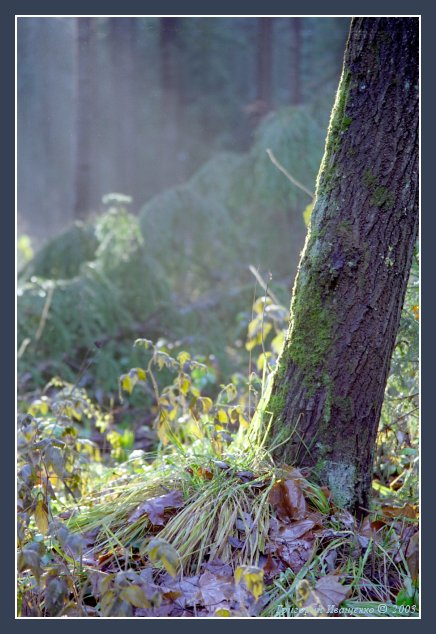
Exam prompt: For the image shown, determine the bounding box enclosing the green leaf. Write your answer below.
[45,445,65,477]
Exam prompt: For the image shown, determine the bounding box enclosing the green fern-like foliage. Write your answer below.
[19,222,98,282]
[18,106,329,389]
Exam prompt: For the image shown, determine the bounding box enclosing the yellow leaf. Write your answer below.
[247,315,261,338]
[214,607,232,617]
[157,416,170,446]
[34,500,49,535]
[225,384,237,403]
[147,538,179,578]
[135,368,147,381]
[238,413,250,428]
[303,202,314,226]
[178,373,191,395]
[29,399,49,416]
[296,579,311,604]
[257,352,272,371]
[229,406,240,423]
[177,351,191,366]
[253,296,271,314]
[120,373,134,395]
[120,585,150,608]
[235,566,264,601]
[271,332,285,355]
[217,409,228,424]
[245,337,258,352]
[198,397,213,414]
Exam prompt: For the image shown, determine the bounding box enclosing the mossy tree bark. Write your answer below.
[266,17,418,516]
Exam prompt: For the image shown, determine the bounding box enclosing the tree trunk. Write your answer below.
[265,17,418,516]
[290,17,302,105]
[73,17,93,220]
[159,17,180,188]
[257,18,273,111]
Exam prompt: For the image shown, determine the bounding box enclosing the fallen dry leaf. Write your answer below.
[199,570,234,609]
[381,503,418,520]
[275,518,316,541]
[300,575,351,616]
[128,490,184,526]
[269,478,307,521]
[406,531,419,581]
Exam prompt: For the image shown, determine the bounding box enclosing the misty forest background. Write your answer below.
[17,17,419,618]
[18,17,351,387]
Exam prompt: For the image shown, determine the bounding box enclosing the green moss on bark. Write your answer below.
[363,169,395,210]
[317,69,352,196]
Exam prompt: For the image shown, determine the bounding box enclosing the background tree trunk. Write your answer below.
[257,18,273,112]
[290,17,302,105]
[109,18,138,201]
[73,17,93,220]
[159,17,180,188]
[266,17,419,516]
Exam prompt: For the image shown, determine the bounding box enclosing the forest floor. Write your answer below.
[17,331,419,618]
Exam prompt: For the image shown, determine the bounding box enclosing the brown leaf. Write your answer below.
[160,575,200,607]
[300,575,351,616]
[129,490,183,526]
[235,470,255,482]
[197,467,213,480]
[276,519,316,541]
[212,460,231,471]
[381,503,418,520]
[199,571,234,610]
[162,590,183,601]
[274,538,314,572]
[360,516,387,538]
[406,531,419,580]
[235,512,256,533]
[228,536,244,549]
[335,509,355,530]
[262,552,282,578]
[269,478,307,521]
[313,575,351,609]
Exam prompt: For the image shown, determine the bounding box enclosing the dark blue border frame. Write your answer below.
[4,1,433,630]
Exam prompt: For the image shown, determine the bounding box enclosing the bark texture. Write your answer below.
[266,18,419,515]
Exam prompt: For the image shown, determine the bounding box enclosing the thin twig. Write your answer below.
[266,148,314,199]
[249,265,280,306]
[34,284,54,341]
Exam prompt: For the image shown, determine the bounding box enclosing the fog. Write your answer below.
[17,17,349,243]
